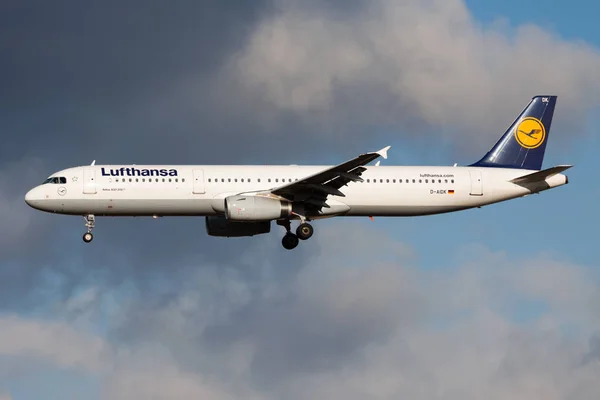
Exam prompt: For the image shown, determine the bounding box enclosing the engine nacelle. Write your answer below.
[205,216,271,237]
[224,195,293,221]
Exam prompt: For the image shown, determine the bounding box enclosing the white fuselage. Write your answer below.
[24,164,568,218]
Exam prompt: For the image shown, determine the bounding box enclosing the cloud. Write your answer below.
[102,345,246,400]
[0,157,47,253]
[0,0,272,165]
[1,1,599,398]
[230,0,600,153]
[0,315,109,375]
[1,222,598,399]
[8,0,600,170]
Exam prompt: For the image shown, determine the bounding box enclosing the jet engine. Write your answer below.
[205,216,271,237]
[224,194,293,221]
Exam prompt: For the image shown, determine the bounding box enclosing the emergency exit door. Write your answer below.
[469,170,483,196]
[193,169,205,194]
[83,167,97,194]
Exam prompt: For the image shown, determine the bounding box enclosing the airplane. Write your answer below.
[24,95,571,250]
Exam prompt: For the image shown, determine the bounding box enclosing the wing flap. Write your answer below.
[337,171,364,182]
[301,183,346,197]
[305,198,331,208]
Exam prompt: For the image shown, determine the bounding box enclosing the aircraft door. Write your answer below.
[193,169,205,194]
[469,170,483,196]
[83,167,97,194]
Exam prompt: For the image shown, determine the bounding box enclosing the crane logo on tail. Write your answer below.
[515,117,546,149]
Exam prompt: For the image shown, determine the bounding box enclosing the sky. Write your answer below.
[1,0,600,399]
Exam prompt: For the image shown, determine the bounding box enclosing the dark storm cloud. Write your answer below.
[0,0,372,311]
[1,2,600,397]
[0,0,597,313]
[0,0,295,311]
[1,0,275,165]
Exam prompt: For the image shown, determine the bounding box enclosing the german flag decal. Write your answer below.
[448,189,455,194]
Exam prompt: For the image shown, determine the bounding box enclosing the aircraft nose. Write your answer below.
[24,187,40,207]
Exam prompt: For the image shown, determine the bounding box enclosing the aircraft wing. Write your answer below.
[266,145,391,212]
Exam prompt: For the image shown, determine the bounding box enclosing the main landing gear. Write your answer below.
[277,219,314,250]
[82,214,95,243]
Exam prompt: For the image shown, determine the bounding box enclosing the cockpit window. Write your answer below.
[42,177,67,184]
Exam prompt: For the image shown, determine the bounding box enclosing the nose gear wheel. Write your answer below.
[82,214,95,243]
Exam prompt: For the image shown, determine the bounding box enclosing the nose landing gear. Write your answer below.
[83,214,95,243]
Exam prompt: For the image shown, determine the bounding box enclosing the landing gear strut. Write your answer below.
[83,214,95,243]
[277,219,314,250]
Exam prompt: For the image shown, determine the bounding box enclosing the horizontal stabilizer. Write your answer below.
[510,165,572,184]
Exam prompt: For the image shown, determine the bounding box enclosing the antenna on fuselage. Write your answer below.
[90,160,96,166]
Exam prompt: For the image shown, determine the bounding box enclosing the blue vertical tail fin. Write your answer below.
[470,95,557,170]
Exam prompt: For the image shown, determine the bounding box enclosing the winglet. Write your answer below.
[376,145,391,159]
[90,160,96,166]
